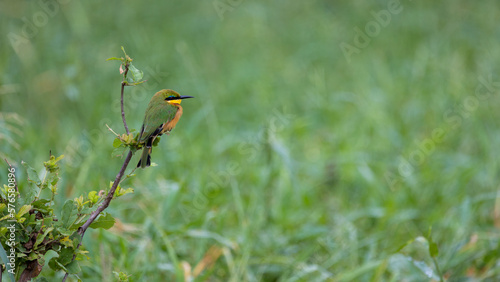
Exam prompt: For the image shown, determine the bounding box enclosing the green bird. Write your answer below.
[137,89,194,168]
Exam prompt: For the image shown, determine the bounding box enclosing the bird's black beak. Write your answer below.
[179,95,194,99]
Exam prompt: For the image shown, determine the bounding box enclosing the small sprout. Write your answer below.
[74,195,89,208]
[88,191,99,204]
[114,187,134,198]
[106,57,123,61]
[60,236,73,248]
[113,271,132,282]
[113,137,122,148]
[76,249,90,260]
[44,154,64,173]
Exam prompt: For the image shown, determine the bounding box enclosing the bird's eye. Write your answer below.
[165,95,175,100]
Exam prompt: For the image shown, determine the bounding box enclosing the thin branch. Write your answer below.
[119,167,137,186]
[106,124,120,137]
[63,56,135,281]
[432,256,444,282]
[121,62,130,135]
[79,150,132,235]
[62,151,133,282]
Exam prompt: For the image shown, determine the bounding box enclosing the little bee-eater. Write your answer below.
[137,89,194,168]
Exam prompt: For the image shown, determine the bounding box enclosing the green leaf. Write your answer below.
[70,233,81,249]
[22,161,41,186]
[34,227,54,249]
[113,137,123,148]
[60,200,78,229]
[429,240,439,257]
[153,136,161,146]
[57,247,75,265]
[44,154,64,172]
[65,260,82,274]
[0,214,12,222]
[43,250,59,269]
[16,205,32,219]
[55,260,68,272]
[426,227,439,257]
[115,187,134,197]
[57,227,74,237]
[43,217,53,226]
[127,80,146,86]
[129,63,143,82]
[47,172,60,186]
[48,257,62,271]
[22,161,41,203]
[111,146,127,158]
[32,199,51,209]
[89,213,115,230]
[0,240,16,282]
[27,251,41,260]
[114,271,131,282]
[23,213,35,226]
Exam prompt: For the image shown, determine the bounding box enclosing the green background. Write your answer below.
[1,0,500,280]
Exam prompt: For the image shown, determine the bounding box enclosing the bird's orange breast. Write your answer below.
[161,105,183,133]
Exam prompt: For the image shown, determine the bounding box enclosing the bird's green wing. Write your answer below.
[139,103,177,142]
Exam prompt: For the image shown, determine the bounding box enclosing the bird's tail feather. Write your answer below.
[137,147,151,168]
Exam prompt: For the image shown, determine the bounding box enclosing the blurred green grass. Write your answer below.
[1,0,500,281]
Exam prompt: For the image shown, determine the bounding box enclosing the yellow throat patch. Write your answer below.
[168,99,182,105]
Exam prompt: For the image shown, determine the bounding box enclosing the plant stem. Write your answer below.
[121,63,130,135]
[62,151,133,282]
[79,150,132,235]
[35,169,48,200]
[63,57,135,281]
[432,256,444,282]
